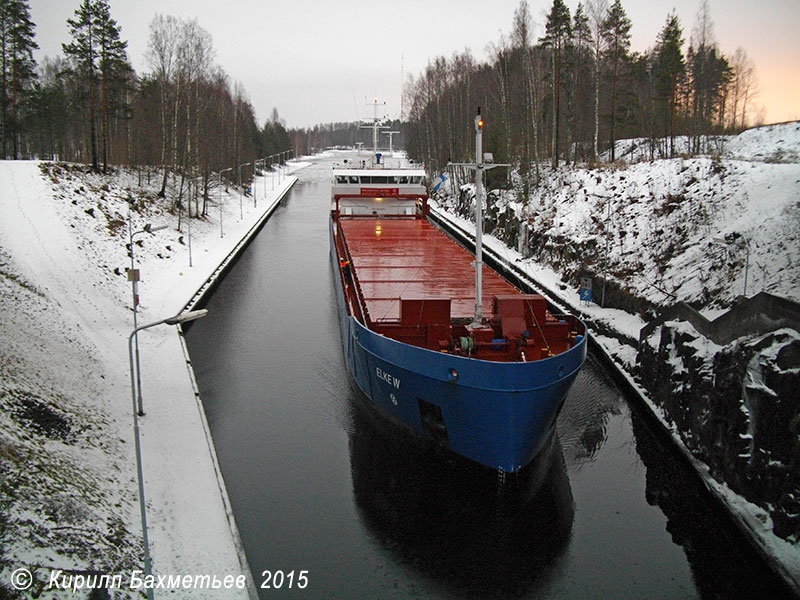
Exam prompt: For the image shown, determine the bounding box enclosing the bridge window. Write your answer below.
[348,175,359,184]
[336,175,348,184]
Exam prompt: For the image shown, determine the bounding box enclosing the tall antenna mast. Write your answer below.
[400,53,404,121]
[359,98,389,163]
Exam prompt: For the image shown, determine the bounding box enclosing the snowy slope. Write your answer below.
[0,159,305,597]
[431,122,800,591]
[437,122,800,312]
[1,162,143,589]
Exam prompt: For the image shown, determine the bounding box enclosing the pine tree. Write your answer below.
[541,0,571,168]
[572,3,591,163]
[27,57,70,160]
[94,0,131,172]
[0,0,38,159]
[600,0,631,161]
[686,0,732,151]
[63,0,100,170]
[653,12,685,156]
[63,0,130,172]
[688,45,731,135]
[512,0,537,173]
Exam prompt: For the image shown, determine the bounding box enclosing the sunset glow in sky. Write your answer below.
[30,0,799,128]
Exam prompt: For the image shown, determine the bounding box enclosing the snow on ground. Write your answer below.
[431,122,800,590]
[1,123,797,595]
[438,122,800,311]
[0,159,306,597]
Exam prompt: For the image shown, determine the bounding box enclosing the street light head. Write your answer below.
[165,309,209,326]
[143,223,169,234]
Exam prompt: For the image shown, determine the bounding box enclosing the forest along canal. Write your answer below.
[185,156,793,600]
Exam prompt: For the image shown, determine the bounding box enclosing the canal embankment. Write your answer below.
[428,201,800,596]
[127,165,304,599]
[0,157,305,598]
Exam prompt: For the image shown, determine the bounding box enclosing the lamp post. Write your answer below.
[127,309,208,600]
[253,159,263,207]
[714,236,751,297]
[218,167,233,238]
[187,176,203,267]
[238,162,251,220]
[262,156,268,198]
[128,215,168,416]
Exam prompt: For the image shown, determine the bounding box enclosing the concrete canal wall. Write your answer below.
[174,175,298,598]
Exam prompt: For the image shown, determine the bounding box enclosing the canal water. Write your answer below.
[185,156,793,599]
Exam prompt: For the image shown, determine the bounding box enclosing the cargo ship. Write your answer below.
[330,114,587,472]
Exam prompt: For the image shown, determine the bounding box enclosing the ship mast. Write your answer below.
[449,109,510,329]
[473,112,485,328]
[360,98,389,165]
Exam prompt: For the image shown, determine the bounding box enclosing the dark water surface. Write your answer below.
[185,157,792,599]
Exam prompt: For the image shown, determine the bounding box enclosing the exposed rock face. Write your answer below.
[638,322,800,542]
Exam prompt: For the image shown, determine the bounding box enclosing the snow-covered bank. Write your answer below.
[430,202,800,595]
[439,122,800,311]
[430,122,800,593]
[0,159,306,597]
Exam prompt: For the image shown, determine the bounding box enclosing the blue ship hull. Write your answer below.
[330,218,587,473]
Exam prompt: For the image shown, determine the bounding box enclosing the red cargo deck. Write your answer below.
[338,218,519,324]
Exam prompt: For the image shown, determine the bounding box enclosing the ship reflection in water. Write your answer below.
[348,393,574,598]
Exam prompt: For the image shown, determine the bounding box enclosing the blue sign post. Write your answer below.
[579,277,592,305]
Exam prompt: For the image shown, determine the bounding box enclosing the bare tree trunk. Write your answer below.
[158,83,170,197]
[101,74,109,172]
[526,47,541,180]
[588,0,607,163]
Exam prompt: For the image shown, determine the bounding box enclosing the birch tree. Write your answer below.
[687,0,731,151]
[728,47,757,130]
[146,13,180,196]
[513,0,540,175]
[586,0,607,162]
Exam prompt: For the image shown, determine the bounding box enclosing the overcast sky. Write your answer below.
[29,0,800,129]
